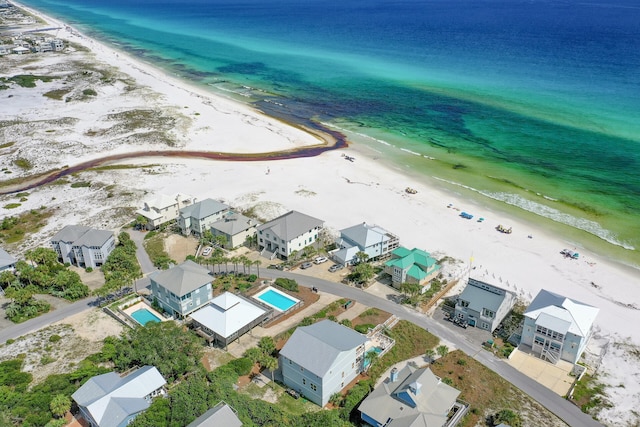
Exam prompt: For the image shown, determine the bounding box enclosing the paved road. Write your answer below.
[0,297,97,344]
[259,269,603,427]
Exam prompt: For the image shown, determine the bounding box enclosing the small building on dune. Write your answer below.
[189,292,271,349]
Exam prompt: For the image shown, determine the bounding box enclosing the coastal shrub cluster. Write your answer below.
[143,231,175,270]
[95,232,142,298]
[274,277,298,292]
[13,157,33,170]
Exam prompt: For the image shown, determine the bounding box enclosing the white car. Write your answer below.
[202,247,212,256]
[314,256,328,264]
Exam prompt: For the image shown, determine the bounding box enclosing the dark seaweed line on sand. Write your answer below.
[0,134,347,195]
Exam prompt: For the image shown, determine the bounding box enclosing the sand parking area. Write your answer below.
[508,348,575,396]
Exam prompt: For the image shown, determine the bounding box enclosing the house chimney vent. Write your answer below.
[390,367,398,382]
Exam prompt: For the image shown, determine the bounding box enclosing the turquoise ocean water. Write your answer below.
[17,0,640,265]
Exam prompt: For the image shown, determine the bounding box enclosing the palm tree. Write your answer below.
[242,256,252,275]
[262,355,278,382]
[50,394,71,418]
[436,345,449,360]
[365,349,379,370]
[253,260,262,277]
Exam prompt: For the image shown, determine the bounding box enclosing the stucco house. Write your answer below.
[520,289,599,364]
[50,225,115,269]
[72,365,166,427]
[333,223,399,266]
[257,210,324,260]
[0,247,17,272]
[186,401,242,427]
[136,193,192,230]
[178,198,231,236]
[384,247,440,291]
[189,292,271,348]
[209,211,259,249]
[454,278,516,332]
[359,364,461,427]
[150,260,213,318]
[279,320,368,406]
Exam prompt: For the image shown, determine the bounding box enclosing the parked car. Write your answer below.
[328,263,344,272]
[202,246,212,256]
[314,256,328,264]
[300,262,313,269]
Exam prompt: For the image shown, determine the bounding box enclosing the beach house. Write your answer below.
[72,365,166,427]
[178,198,231,236]
[186,402,243,427]
[358,364,461,427]
[50,225,115,269]
[520,289,599,364]
[136,193,192,230]
[454,278,516,331]
[0,247,17,272]
[257,210,324,260]
[384,247,440,291]
[332,222,400,265]
[189,292,271,349]
[279,320,368,406]
[150,260,213,318]
[209,211,259,249]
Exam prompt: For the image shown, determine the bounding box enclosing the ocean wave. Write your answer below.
[400,148,421,156]
[432,177,636,251]
[321,123,395,147]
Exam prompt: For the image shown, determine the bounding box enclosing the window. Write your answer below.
[310,384,317,391]
[482,322,489,329]
[341,382,344,388]
[482,308,495,318]
[302,378,306,385]
[352,362,354,369]
[459,300,469,308]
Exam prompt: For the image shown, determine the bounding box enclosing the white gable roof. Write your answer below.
[525,289,599,337]
[189,292,267,338]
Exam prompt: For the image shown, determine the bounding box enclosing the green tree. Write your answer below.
[0,270,17,288]
[49,394,71,418]
[258,336,276,356]
[365,349,379,369]
[436,345,449,359]
[261,355,278,382]
[201,229,214,246]
[493,409,522,427]
[354,251,369,265]
[329,392,343,407]
[244,347,264,365]
[134,215,148,230]
[425,348,436,364]
[213,234,227,249]
[25,247,60,271]
[253,259,262,277]
[348,262,375,285]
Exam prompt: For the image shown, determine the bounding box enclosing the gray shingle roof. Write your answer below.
[358,365,460,427]
[458,279,512,313]
[50,225,92,243]
[210,212,257,235]
[180,198,230,220]
[150,260,212,296]
[257,210,323,242]
[0,247,17,269]
[186,402,243,427]
[71,366,166,427]
[340,223,391,248]
[279,320,367,377]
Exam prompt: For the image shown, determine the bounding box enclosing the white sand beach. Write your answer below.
[2,4,640,425]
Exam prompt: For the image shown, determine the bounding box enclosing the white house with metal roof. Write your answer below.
[279,320,368,406]
[257,210,324,260]
[50,225,115,269]
[210,211,259,249]
[71,365,166,427]
[454,278,516,332]
[150,260,213,318]
[333,223,399,266]
[359,364,460,427]
[178,198,231,236]
[0,247,17,272]
[186,401,242,427]
[136,193,192,230]
[521,289,599,364]
[189,292,271,348]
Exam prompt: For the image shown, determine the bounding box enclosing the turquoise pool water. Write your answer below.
[131,308,161,326]
[364,347,383,368]
[256,289,297,312]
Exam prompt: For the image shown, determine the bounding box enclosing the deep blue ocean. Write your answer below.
[18,0,640,263]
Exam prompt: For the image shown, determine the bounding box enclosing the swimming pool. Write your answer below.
[131,308,162,326]
[254,287,299,312]
[364,347,383,368]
